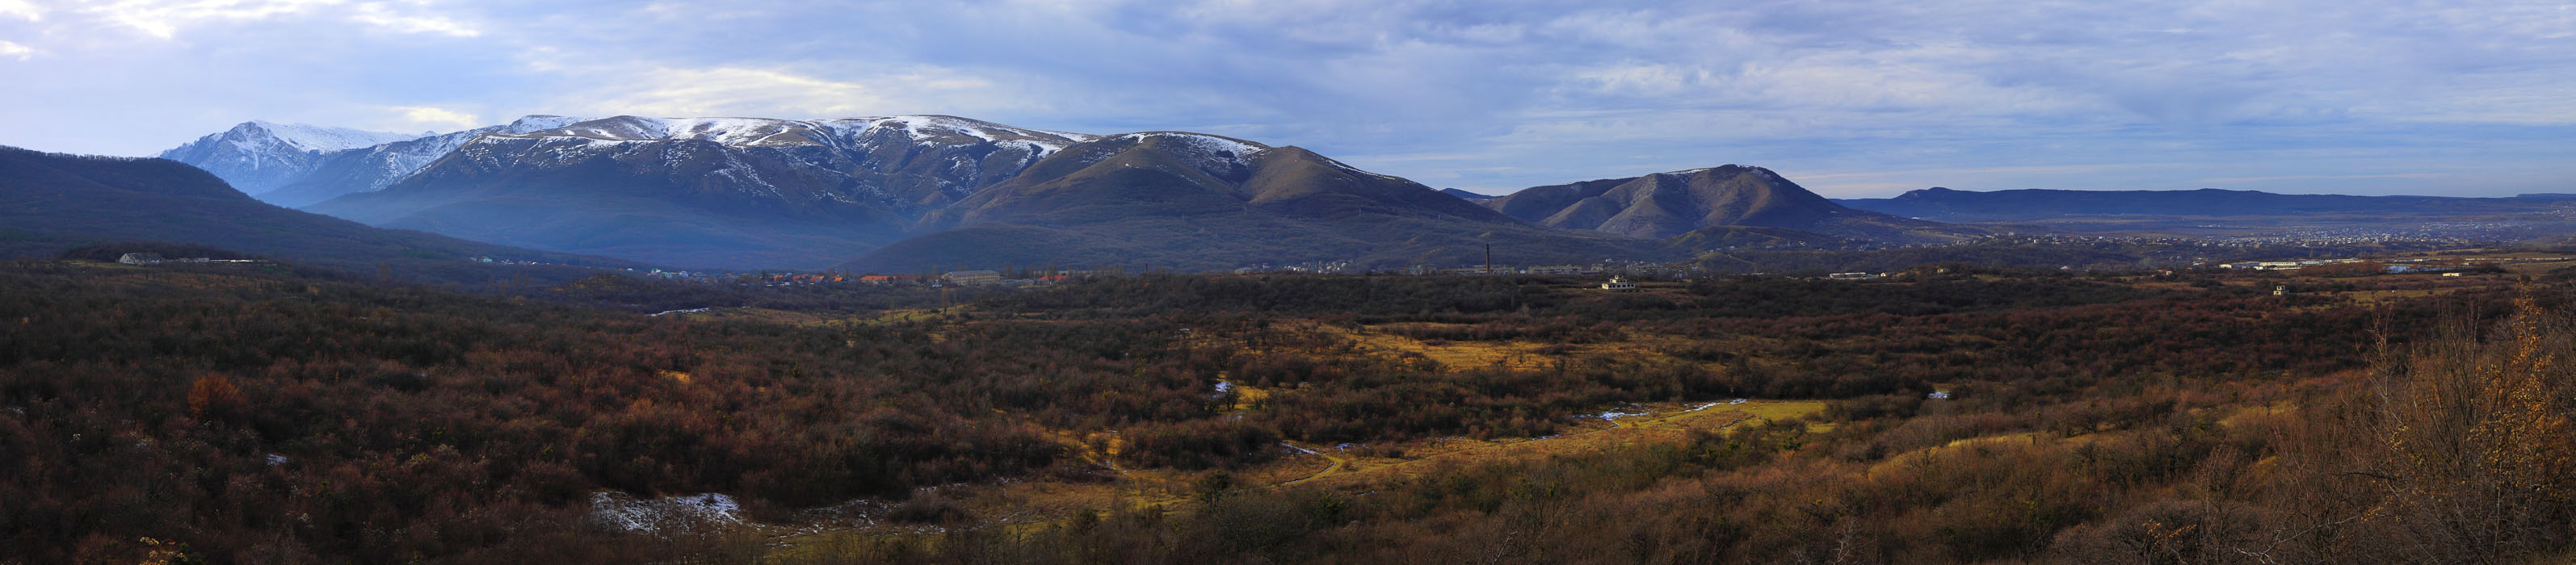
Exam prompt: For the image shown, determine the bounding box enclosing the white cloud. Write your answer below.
[0,0,42,21]
[0,40,32,60]
[561,65,998,119]
[389,105,480,130]
[349,2,477,37]
[81,0,344,40]
[65,0,476,40]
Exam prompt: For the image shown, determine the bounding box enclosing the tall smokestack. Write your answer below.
[1485,245,1492,275]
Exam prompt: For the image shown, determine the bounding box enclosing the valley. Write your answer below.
[5,250,2568,563]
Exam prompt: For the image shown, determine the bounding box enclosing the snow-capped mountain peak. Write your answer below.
[232,121,424,153]
[154,120,431,196]
[498,115,584,134]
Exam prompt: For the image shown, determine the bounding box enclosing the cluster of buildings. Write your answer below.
[919,270,1107,287]
[471,256,570,266]
[116,253,271,267]
[1395,262,1705,278]
[2217,258,2368,271]
[2221,255,2570,274]
[637,267,1118,287]
[1228,260,1354,274]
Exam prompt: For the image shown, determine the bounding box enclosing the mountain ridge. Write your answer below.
[850,132,1645,271]
[1481,165,1975,243]
[300,115,1095,269]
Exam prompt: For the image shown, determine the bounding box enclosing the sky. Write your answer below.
[0,0,2570,198]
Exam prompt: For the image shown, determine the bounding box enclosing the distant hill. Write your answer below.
[847,132,1655,272]
[0,145,635,277]
[1481,165,1976,243]
[1836,186,2573,222]
[1439,188,1496,200]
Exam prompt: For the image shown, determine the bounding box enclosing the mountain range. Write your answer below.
[153,115,1974,270]
[848,132,1645,271]
[296,115,1095,269]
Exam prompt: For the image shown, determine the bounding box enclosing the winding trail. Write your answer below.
[1276,442,1351,487]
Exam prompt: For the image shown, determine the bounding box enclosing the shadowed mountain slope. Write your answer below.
[0,145,635,274]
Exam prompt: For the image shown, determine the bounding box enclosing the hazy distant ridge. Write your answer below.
[1836,186,2575,222]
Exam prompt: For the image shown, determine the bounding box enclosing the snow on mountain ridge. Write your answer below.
[1112,132,1268,157]
[355,115,594,191]
[237,121,424,153]
[1107,132,1271,174]
[486,115,1095,154]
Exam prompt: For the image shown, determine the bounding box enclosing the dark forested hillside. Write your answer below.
[0,146,638,283]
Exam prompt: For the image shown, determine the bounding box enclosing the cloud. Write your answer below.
[79,0,343,40]
[349,2,477,37]
[389,106,480,131]
[0,0,41,21]
[55,0,478,40]
[0,40,32,60]
[556,65,998,119]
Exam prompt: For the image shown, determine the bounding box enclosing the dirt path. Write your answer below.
[1276,442,1351,487]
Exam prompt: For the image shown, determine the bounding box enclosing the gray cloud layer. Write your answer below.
[1,0,2569,196]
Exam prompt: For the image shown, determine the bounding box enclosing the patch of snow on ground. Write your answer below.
[1590,406,1651,421]
[1034,128,1100,142]
[1116,132,1265,157]
[264,454,288,466]
[589,492,743,533]
[1280,442,1321,456]
[649,308,712,316]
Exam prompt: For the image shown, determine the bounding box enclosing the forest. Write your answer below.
[0,254,2570,563]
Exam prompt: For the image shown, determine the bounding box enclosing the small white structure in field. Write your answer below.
[1601,276,1637,291]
